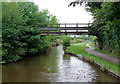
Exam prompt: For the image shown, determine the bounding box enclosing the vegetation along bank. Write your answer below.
[1,1,59,64]
[62,36,120,80]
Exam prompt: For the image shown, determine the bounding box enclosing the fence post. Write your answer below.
[76,23,78,27]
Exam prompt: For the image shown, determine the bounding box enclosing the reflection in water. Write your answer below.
[63,54,71,60]
[2,45,119,82]
[57,46,96,82]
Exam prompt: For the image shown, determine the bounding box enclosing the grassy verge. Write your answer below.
[88,42,95,48]
[68,42,120,75]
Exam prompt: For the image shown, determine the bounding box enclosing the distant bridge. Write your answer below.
[38,23,91,35]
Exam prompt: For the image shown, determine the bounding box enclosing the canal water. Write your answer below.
[2,45,119,82]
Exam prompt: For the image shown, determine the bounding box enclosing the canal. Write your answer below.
[2,45,119,82]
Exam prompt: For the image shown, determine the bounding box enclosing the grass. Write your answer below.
[68,42,120,75]
[88,42,95,48]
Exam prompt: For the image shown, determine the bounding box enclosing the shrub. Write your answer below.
[92,36,97,46]
[2,2,59,63]
[62,37,71,50]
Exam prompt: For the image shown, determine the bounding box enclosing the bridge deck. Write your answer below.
[38,23,91,35]
[40,32,88,35]
[38,27,89,30]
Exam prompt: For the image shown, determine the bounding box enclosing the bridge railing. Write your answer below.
[37,23,91,35]
[38,23,91,28]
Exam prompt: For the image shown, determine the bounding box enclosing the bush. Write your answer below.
[62,37,71,50]
[2,2,59,63]
[92,36,97,46]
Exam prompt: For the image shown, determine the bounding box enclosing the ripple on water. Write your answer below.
[2,45,119,82]
[56,54,97,82]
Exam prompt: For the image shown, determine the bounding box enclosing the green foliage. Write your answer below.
[92,36,97,42]
[49,16,59,27]
[100,65,106,72]
[70,2,120,54]
[89,36,94,41]
[62,36,71,50]
[2,2,59,63]
[92,36,97,47]
[93,2,120,53]
[103,19,120,53]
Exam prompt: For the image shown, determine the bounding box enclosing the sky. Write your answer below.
[33,0,93,23]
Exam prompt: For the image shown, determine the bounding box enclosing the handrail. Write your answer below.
[38,23,92,25]
[38,23,91,35]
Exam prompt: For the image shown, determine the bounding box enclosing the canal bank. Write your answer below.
[67,52,120,80]
[2,45,119,82]
[66,42,120,81]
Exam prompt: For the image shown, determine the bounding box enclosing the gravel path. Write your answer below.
[85,44,120,65]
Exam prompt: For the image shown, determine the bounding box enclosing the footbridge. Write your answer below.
[38,23,91,35]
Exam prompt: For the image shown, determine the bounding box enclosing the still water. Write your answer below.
[2,45,119,82]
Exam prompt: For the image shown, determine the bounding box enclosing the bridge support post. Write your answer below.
[76,23,78,35]
[65,29,67,35]
[76,29,78,35]
[59,28,61,35]
[65,23,66,27]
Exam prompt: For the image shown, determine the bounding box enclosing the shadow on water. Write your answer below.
[2,45,119,82]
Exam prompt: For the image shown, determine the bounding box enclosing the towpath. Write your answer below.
[85,44,120,65]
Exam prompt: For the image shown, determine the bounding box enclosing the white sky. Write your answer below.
[33,0,93,23]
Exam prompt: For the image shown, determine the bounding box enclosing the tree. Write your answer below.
[2,2,59,63]
[69,1,120,55]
